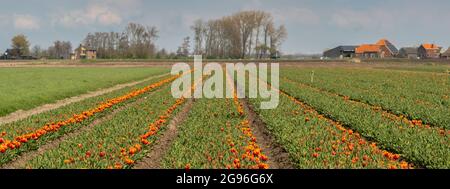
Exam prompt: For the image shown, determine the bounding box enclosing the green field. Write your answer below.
[0,67,168,116]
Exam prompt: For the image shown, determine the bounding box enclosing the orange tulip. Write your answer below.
[141,139,150,145]
[0,145,7,153]
[129,147,137,155]
[124,158,134,165]
[348,130,353,135]
[258,163,269,169]
[260,155,269,161]
[114,162,123,169]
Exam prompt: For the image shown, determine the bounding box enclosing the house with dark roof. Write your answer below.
[323,45,357,58]
[398,47,419,59]
[418,44,442,59]
[355,39,398,58]
[0,49,35,60]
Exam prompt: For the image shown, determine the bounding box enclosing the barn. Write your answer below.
[323,46,357,59]
[441,47,450,59]
[398,47,419,59]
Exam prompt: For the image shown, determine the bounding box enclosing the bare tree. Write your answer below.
[177,36,191,57]
[269,25,287,57]
[82,23,158,59]
[190,10,287,59]
[31,45,42,58]
[47,41,72,59]
[192,19,206,55]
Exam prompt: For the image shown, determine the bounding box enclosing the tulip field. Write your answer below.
[0,64,448,169]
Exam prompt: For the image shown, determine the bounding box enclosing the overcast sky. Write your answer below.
[0,0,449,54]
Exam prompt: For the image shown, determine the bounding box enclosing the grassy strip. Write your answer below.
[0,67,168,116]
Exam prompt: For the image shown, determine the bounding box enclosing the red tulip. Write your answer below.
[85,151,92,158]
[312,153,319,158]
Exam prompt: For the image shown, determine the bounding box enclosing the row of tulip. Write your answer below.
[24,84,178,168]
[281,68,449,129]
[282,77,448,136]
[277,78,449,168]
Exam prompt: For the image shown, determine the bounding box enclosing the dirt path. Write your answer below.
[0,91,156,169]
[0,73,169,125]
[133,99,193,169]
[241,99,296,169]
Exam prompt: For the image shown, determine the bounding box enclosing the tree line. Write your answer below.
[5,34,73,59]
[190,10,287,59]
[3,10,287,60]
[83,23,158,59]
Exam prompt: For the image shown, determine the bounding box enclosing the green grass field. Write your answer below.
[0,67,168,116]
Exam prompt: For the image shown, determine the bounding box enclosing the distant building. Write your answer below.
[70,53,76,60]
[0,49,36,60]
[74,45,97,60]
[418,44,442,59]
[355,44,391,58]
[398,47,419,59]
[376,39,399,56]
[355,39,398,58]
[441,47,450,59]
[323,46,357,59]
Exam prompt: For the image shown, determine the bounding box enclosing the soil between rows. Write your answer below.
[133,99,194,169]
[241,98,296,169]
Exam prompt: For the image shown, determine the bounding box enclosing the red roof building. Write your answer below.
[355,39,398,58]
[418,44,442,59]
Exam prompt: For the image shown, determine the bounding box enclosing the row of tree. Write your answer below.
[4,10,288,60]
[190,10,287,59]
[4,34,72,59]
[32,41,73,59]
[82,23,158,59]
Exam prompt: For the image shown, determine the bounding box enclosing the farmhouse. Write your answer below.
[355,44,393,58]
[74,45,97,60]
[398,47,419,59]
[323,46,357,59]
[418,44,441,59]
[355,39,398,58]
[441,47,450,59]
